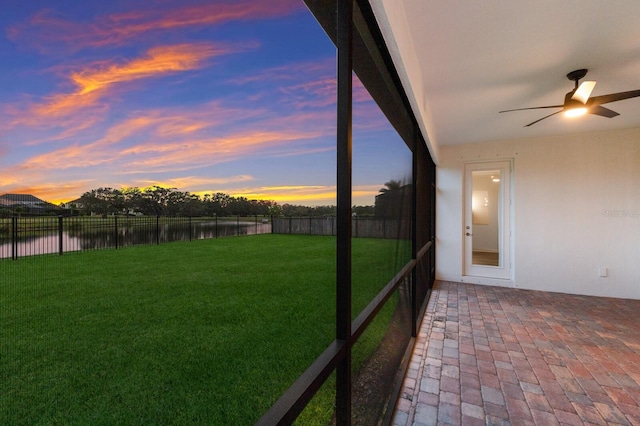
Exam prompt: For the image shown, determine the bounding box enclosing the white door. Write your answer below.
[464,161,512,280]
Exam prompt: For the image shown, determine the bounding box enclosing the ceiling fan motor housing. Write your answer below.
[567,69,588,84]
[564,91,583,109]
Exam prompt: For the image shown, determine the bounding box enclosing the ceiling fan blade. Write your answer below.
[571,81,596,104]
[589,89,640,105]
[524,110,563,127]
[499,105,563,113]
[589,105,619,118]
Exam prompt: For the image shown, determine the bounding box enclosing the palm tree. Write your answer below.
[378,179,403,194]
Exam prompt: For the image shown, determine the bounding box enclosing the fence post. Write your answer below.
[11,214,17,260]
[114,215,118,249]
[237,215,240,236]
[58,215,64,255]
[215,215,218,238]
[189,216,192,241]
[255,215,258,235]
[289,216,292,234]
[156,215,160,244]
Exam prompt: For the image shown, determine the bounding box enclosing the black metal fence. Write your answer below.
[0,215,271,259]
[272,216,411,239]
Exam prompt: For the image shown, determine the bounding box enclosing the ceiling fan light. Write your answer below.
[564,107,587,117]
[572,80,596,104]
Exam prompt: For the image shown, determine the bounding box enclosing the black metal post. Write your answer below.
[58,215,63,255]
[156,215,160,245]
[336,0,353,423]
[114,215,118,249]
[289,216,292,234]
[309,216,312,235]
[11,215,17,260]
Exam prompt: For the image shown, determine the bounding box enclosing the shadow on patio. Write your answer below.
[392,281,640,425]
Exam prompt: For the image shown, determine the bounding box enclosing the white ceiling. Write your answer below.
[369,0,640,156]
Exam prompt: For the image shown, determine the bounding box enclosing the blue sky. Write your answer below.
[0,0,411,206]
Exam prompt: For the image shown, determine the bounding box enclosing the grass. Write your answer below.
[1,234,410,425]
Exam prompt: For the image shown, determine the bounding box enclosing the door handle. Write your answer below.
[466,232,473,236]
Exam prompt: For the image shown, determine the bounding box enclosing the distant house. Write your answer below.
[0,194,61,214]
[63,198,83,209]
[0,197,15,208]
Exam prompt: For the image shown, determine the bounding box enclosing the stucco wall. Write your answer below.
[436,127,640,299]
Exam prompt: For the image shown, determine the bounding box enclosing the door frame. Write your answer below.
[463,160,513,281]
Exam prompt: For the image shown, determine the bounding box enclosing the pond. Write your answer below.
[0,217,271,259]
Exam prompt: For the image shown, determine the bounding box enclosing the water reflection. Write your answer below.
[0,219,271,259]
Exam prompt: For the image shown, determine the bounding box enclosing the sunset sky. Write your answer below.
[0,0,411,206]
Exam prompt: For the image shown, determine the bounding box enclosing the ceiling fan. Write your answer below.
[500,69,640,127]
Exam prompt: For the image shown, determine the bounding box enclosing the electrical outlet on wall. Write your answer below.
[598,267,608,277]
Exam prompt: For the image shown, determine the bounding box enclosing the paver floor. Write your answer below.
[392,281,640,426]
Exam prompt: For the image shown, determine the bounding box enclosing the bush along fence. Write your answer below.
[271,216,411,240]
[0,215,271,260]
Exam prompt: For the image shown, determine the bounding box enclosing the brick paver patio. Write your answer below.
[392,281,640,425]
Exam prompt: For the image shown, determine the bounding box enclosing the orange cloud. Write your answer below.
[71,43,223,95]
[133,175,255,191]
[0,176,19,187]
[5,91,109,131]
[227,185,336,203]
[222,184,380,206]
[95,116,159,145]
[9,1,304,52]
[1,180,95,205]
[120,129,324,173]
[13,95,308,174]
[51,43,218,114]
[31,91,102,118]
[17,117,324,174]
[21,113,106,146]
[5,43,223,135]
[352,185,383,202]
[91,101,248,147]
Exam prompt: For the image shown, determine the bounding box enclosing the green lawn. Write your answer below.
[1,234,409,425]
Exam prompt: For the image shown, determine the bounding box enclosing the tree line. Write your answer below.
[66,186,375,217]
